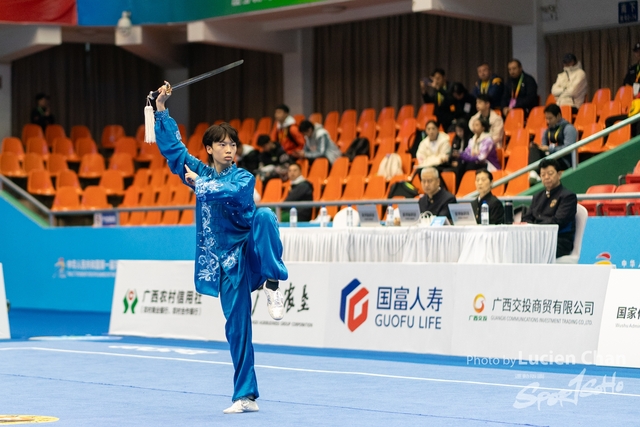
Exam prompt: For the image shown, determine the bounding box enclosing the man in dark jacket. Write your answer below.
[502,59,539,117]
[522,158,577,258]
[283,163,313,222]
[421,68,455,130]
[472,63,504,110]
[418,167,457,220]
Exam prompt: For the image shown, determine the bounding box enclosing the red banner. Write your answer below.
[0,0,77,25]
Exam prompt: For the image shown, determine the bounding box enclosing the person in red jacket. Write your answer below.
[270,104,305,159]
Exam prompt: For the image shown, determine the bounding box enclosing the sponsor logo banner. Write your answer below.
[596,269,640,367]
[0,264,9,339]
[451,264,611,361]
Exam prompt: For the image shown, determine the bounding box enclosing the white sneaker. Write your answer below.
[223,398,259,414]
[529,170,541,185]
[263,284,285,320]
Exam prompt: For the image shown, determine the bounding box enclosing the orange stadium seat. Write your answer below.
[101,125,125,150]
[560,105,573,123]
[341,175,365,207]
[376,119,396,144]
[99,170,125,197]
[228,119,241,131]
[441,170,456,195]
[297,158,309,177]
[78,153,106,179]
[75,137,98,158]
[45,124,66,147]
[597,100,623,125]
[252,117,273,146]
[309,113,323,125]
[307,157,329,183]
[1,137,25,162]
[135,141,162,163]
[149,168,168,191]
[348,155,369,179]
[604,125,631,150]
[591,88,611,116]
[324,111,339,142]
[52,137,80,163]
[114,137,138,158]
[503,108,525,138]
[293,114,305,125]
[625,161,640,184]
[23,152,45,173]
[396,105,415,129]
[47,153,69,175]
[56,170,82,195]
[359,120,377,147]
[504,146,529,173]
[126,187,155,226]
[601,183,640,216]
[615,85,634,113]
[577,123,606,156]
[27,169,56,196]
[261,178,283,203]
[504,174,530,196]
[573,103,597,133]
[81,186,111,210]
[357,108,376,133]
[144,185,173,225]
[108,153,135,179]
[525,106,546,135]
[545,94,556,105]
[193,122,209,137]
[22,124,44,145]
[319,175,343,218]
[363,175,386,200]
[456,171,476,197]
[377,107,395,130]
[337,113,357,152]
[327,156,349,183]
[416,103,435,130]
[26,137,49,162]
[118,186,141,225]
[51,186,81,211]
[132,168,151,188]
[70,125,92,143]
[581,184,616,216]
[396,118,416,153]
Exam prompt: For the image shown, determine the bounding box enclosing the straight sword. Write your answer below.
[147,59,244,100]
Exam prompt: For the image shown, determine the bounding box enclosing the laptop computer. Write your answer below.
[448,202,478,226]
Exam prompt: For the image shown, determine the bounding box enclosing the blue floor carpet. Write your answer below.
[2,309,639,426]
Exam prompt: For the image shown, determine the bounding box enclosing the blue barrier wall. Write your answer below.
[2,193,639,313]
[578,216,640,268]
[0,195,194,313]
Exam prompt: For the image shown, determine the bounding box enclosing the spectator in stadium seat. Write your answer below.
[256,135,291,183]
[298,120,341,164]
[469,94,504,147]
[235,140,260,175]
[457,118,500,187]
[418,166,456,220]
[415,120,451,174]
[471,63,504,110]
[522,158,577,258]
[623,42,640,87]
[282,163,314,222]
[270,104,305,159]
[471,169,504,224]
[450,83,477,130]
[31,93,55,131]
[551,53,587,113]
[502,59,538,117]
[528,104,576,173]
[421,68,455,130]
[449,120,473,169]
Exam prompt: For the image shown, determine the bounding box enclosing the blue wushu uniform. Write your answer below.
[154,109,288,401]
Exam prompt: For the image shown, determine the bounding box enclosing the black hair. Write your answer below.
[425,120,439,130]
[275,104,290,114]
[544,103,562,117]
[289,162,302,171]
[508,58,522,68]
[431,68,446,77]
[476,94,492,104]
[298,120,314,133]
[451,82,467,95]
[35,93,49,101]
[475,168,493,181]
[256,134,272,148]
[474,118,491,133]
[477,62,490,68]
[540,158,561,172]
[202,123,239,164]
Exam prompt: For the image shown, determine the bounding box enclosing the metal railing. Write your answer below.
[462,113,640,199]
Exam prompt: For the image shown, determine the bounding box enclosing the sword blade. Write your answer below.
[148,60,244,100]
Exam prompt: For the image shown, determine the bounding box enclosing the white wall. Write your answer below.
[543,0,626,34]
[0,64,11,140]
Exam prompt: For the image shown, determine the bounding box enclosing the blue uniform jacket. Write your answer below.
[154,109,256,298]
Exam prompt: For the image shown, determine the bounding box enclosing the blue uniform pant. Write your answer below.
[220,208,288,401]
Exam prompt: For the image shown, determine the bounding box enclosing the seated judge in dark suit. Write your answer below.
[283,162,314,221]
[522,158,577,258]
[418,166,457,219]
[471,169,504,224]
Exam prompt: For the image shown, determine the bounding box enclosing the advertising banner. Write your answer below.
[596,269,640,368]
[0,264,9,339]
[109,261,226,341]
[323,263,455,354]
[450,264,611,364]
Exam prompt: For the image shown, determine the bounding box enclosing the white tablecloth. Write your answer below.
[280,225,559,264]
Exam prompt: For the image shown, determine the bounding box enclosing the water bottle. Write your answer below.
[319,206,328,227]
[346,206,354,227]
[504,201,514,224]
[385,205,394,227]
[481,201,489,225]
[289,207,298,228]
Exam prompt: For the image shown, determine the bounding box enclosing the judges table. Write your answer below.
[281,224,559,264]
